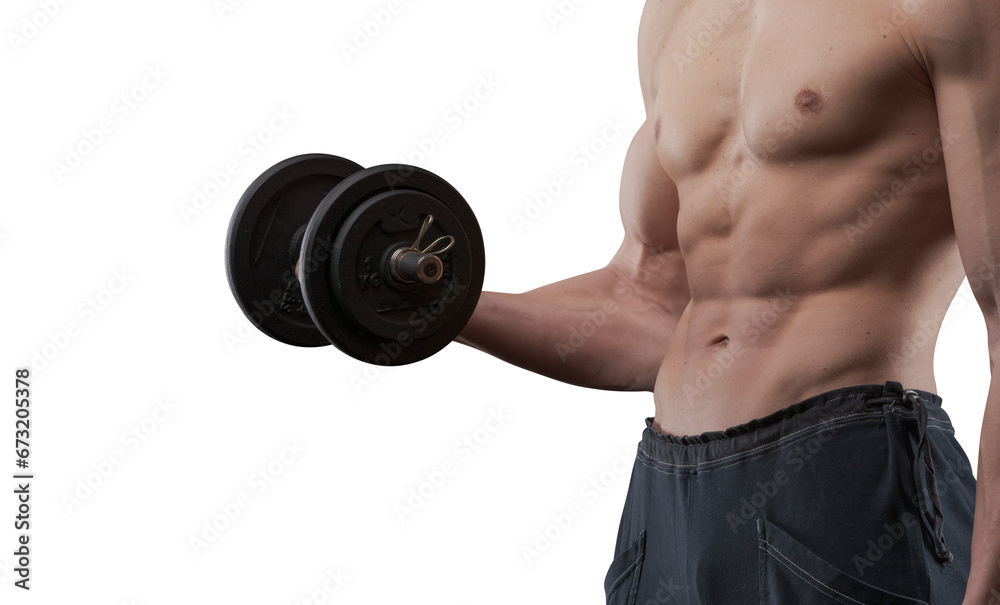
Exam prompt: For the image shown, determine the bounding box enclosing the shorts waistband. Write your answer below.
[639,381,949,469]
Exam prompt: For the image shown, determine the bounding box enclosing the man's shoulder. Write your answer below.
[902,0,999,72]
[909,0,994,33]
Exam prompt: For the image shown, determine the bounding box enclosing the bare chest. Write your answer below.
[647,0,932,177]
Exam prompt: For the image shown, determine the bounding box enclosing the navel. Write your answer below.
[709,334,729,348]
[794,88,824,114]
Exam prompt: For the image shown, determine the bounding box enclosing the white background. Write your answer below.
[0,0,991,603]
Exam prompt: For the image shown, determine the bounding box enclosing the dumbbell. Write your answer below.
[225,154,485,366]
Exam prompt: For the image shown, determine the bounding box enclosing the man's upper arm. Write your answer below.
[914,0,1000,352]
[609,119,689,314]
[612,1,687,312]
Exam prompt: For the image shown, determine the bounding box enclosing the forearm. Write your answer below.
[456,264,685,391]
[965,374,1000,604]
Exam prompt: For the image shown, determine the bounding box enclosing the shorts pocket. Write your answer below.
[604,529,646,605]
[757,519,927,605]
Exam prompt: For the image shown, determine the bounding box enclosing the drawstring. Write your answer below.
[867,382,953,564]
[902,388,953,564]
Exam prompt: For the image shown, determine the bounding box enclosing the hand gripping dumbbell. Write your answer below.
[225,154,485,366]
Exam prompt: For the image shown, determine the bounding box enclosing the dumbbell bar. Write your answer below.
[225,154,485,366]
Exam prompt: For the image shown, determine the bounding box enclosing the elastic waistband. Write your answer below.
[639,381,950,469]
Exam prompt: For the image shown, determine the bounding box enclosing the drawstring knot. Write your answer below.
[903,388,953,564]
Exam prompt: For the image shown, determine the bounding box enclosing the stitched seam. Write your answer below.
[645,394,861,459]
[760,539,869,605]
[608,558,639,594]
[925,424,954,433]
[887,410,953,430]
[761,547,855,605]
[760,523,769,603]
[636,418,881,476]
[639,410,882,470]
[629,533,645,604]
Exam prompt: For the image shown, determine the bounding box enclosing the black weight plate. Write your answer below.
[300,164,485,365]
[333,190,469,340]
[226,154,364,347]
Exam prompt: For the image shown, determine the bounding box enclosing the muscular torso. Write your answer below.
[639,0,967,435]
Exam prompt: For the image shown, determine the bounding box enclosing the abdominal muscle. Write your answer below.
[649,182,965,437]
[646,83,965,436]
[652,288,930,436]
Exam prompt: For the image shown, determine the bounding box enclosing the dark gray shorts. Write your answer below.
[605,381,976,605]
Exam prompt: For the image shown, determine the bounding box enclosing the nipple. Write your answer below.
[794,88,824,114]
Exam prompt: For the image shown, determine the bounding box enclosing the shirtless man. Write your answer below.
[458,0,1000,602]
